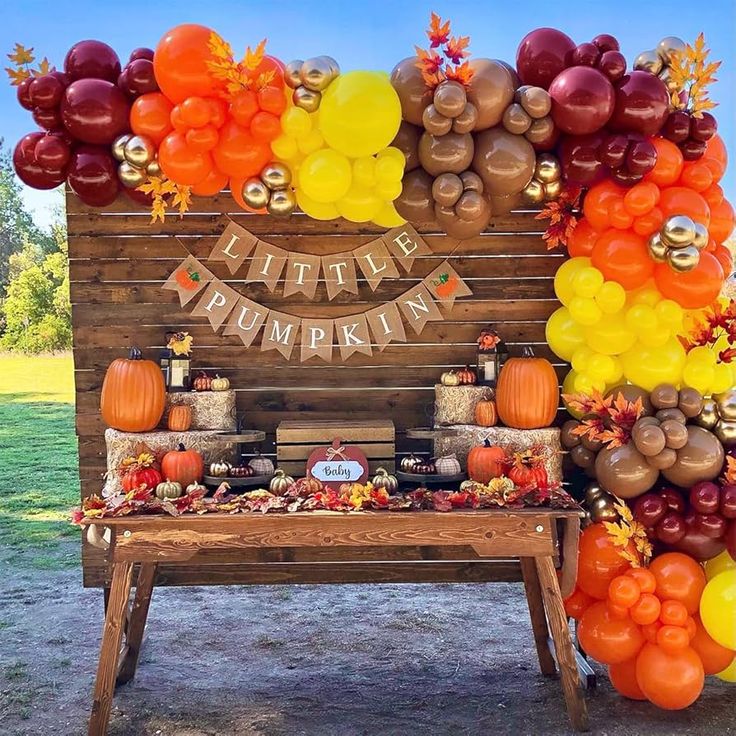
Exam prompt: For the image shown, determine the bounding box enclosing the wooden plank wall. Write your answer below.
[67,191,564,586]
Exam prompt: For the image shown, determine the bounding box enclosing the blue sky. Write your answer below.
[2,0,734,229]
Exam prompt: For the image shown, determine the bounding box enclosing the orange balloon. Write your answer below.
[190,167,228,196]
[213,120,271,178]
[158,130,213,186]
[579,601,646,665]
[186,125,219,152]
[630,593,662,626]
[568,218,597,257]
[703,183,724,210]
[576,524,637,599]
[659,186,711,227]
[709,198,735,244]
[229,90,259,128]
[657,624,690,653]
[649,552,707,615]
[251,110,281,142]
[643,621,662,644]
[609,199,634,229]
[679,160,714,192]
[206,98,228,129]
[654,251,724,309]
[660,599,689,627]
[624,182,660,216]
[609,658,647,700]
[625,567,657,594]
[713,244,733,276]
[154,24,222,104]
[702,134,727,182]
[635,644,704,710]
[258,85,288,116]
[632,206,664,237]
[248,54,285,88]
[564,586,594,620]
[591,228,654,290]
[230,176,266,214]
[608,575,642,609]
[130,92,174,145]
[583,180,625,232]
[690,615,736,675]
[685,616,697,641]
[179,96,211,128]
[645,137,683,187]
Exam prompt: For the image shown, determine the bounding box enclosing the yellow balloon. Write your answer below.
[688,345,718,366]
[569,296,602,326]
[587,353,616,381]
[375,155,404,183]
[562,370,584,417]
[282,106,312,138]
[299,148,352,203]
[296,189,340,220]
[378,146,406,168]
[336,185,382,222]
[554,257,591,306]
[372,201,405,228]
[375,179,403,201]
[712,362,734,394]
[638,326,671,348]
[625,304,658,336]
[655,299,684,330]
[353,156,377,187]
[297,129,324,155]
[571,345,595,373]
[572,267,604,298]
[272,134,299,160]
[700,571,736,650]
[319,71,402,157]
[585,317,637,355]
[630,285,661,307]
[595,281,626,314]
[705,551,736,581]
[683,360,715,394]
[716,657,736,683]
[607,356,624,385]
[621,337,686,391]
[545,307,585,361]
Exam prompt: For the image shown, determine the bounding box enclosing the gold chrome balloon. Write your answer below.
[535,153,561,184]
[521,179,545,204]
[692,222,709,250]
[118,161,147,188]
[146,159,162,178]
[648,233,668,262]
[716,389,736,421]
[658,66,679,93]
[715,420,736,446]
[318,55,340,80]
[694,398,719,430]
[284,60,304,89]
[657,36,687,63]
[584,482,605,504]
[261,162,292,190]
[112,133,133,163]
[634,49,664,75]
[666,245,700,272]
[300,56,334,92]
[293,86,321,113]
[543,179,562,201]
[267,188,296,217]
[661,214,697,247]
[589,494,620,523]
[242,178,270,210]
[123,135,156,168]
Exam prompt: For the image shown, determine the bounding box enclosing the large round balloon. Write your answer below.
[64,40,121,83]
[620,337,686,391]
[211,120,270,179]
[655,252,725,309]
[609,71,670,137]
[13,132,67,189]
[61,79,129,145]
[558,133,606,185]
[549,67,615,135]
[472,128,535,196]
[466,59,515,130]
[67,144,120,206]
[389,57,433,126]
[546,307,586,361]
[608,658,647,700]
[319,71,402,158]
[516,27,575,89]
[661,425,725,487]
[700,571,736,650]
[418,131,474,176]
[395,168,435,224]
[391,121,421,171]
[130,92,174,145]
[650,552,707,614]
[578,601,645,665]
[591,228,654,290]
[594,443,659,498]
[636,644,704,710]
[576,523,637,599]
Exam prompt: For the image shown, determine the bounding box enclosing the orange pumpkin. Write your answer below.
[496,346,559,429]
[467,440,507,483]
[100,347,166,432]
[161,443,204,487]
[167,405,193,432]
[474,399,498,427]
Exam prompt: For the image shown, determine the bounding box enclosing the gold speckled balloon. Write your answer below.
[300,56,334,92]
[293,86,321,112]
[284,60,304,89]
[694,398,720,429]
[716,389,736,421]
[589,494,620,523]
[118,161,147,188]
[715,420,736,446]
[667,245,700,272]
[521,179,545,204]
[657,36,687,63]
[535,153,561,183]
[648,233,668,262]
[662,215,697,246]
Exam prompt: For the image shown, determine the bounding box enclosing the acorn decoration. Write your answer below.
[241,162,297,216]
[695,388,736,446]
[648,214,709,272]
[112,133,158,188]
[502,85,556,149]
[521,153,562,204]
[284,56,340,112]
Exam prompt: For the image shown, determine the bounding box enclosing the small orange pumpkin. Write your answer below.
[467,440,507,483]
[161,443,204,487]
[457,365,477,385]
[167,405,193,432]
[496,346,559,429]
[475,399,498,427]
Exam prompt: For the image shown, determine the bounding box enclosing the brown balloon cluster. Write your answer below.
[647,214,709,273]
[241,162,297,216]
[112,133,159,188]
[501,85,556,149]
[694,388,736,447]
[284,56,340,113]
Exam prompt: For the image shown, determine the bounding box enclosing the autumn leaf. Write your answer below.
[7,42,34,65]
[33,57,52,76]
[667,32,720,115]
[445,60,474,86]
[445,35,470,64]
[5,65,30,85]
[243,38,267,71]
[536,186,582,250]
[427,12,451,47]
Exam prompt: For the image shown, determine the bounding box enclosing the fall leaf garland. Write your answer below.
[136,176,191,223]
[206,32,274,99]
[563,390,644,449]
[668,33,721,117]
[414,12,473,89]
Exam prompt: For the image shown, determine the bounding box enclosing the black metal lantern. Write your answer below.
[476,327,508,388]
[163,331,192,392]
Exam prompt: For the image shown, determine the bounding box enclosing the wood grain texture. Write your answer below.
[520,557,557,677]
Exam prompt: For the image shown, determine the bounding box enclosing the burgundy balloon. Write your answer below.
[662,110,692,143]
[673,526,726,561]
[17,77,34,110]
[129,47,155,63]
[67,145,120,206]
[690,112,717,142]
[573,43,600,67]
[726,520,736,561]
[658,486,688,514]
[32,107,63,131]
[34,135,71,171]
[124,185,154,206]
[633,493,668,527]
[598,51,627,82]
[599,133,629,168]
[690,482,721,514]
[28,74,65,110]
[693,513,727,539]
[656,512,688,544]
[557,132,605,185]
[681,139,707,161]
[626,137,657,175]
[609,70,670,137]
[548,66,615,135]
[516,27,576,89]
[64,39,121,82]
[60,79,129,145]
[12,132,67,189]
[122,58,158,96]
[721,485,736,519]
[591,34,620,53]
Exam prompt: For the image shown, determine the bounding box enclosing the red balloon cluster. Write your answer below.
[661,110,718,161]
[118,47,158,98]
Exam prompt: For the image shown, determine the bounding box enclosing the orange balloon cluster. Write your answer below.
[130,24,287,196]
[565,547,735,710]
[571,135,733,309]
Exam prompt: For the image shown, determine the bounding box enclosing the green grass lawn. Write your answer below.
[0,353,80,569]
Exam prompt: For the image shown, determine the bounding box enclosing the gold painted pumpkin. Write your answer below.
[100,347,166,432]
[185,482,207,494]
[475,399,498,427]
[496,346,559,429]
[400,454,422,472]
[155,479,183,499]
[209,461,232,477]
[440,370,460,386]
[211,375,230,391]
[269,469,295,494]
[371,467,399,492]
[167,404,192,432]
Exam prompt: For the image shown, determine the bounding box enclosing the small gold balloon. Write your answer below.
[284,60,304,89]
[692,222,709,250]
[112,133,132,162]
[661,214,697,246]
[118,161,147,188]
[242,178,270,210]
[716,389,736,421]
[667,245,700,272]
[260,162,292,190]
[695,398,720,430]
[146,159,162,178]
[543,179,562,201]
[521,178,545,204]
[634,49,664,75]
[657,36,687,63]
[658,66,679,93]
[123,135,156,168]
[715,420,736,446]
[267,188,296,217]
[584,482,605,504]
[300,56,333,92]
[589,494,620,524]
[318,55,340,80]
[648,233,668,262]
[293,86,321,113]
[535,153,561,184]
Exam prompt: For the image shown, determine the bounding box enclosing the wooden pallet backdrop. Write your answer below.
[67,191,564,586]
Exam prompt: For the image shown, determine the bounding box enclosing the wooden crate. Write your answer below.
[276,419,395,475]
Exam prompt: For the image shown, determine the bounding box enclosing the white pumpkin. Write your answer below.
[434,454,462,476]
[211,375,230,391]
[248,454,275,476]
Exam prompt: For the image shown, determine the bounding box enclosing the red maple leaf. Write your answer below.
[444,35,470,64]
[427,12,451,47]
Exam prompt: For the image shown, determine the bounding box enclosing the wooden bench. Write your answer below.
[83,509,589,735]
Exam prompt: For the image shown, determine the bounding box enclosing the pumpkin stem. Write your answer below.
[521,345,535,358]
[483,439,492,448]
[128,347,142,360]
[177,443,186,452]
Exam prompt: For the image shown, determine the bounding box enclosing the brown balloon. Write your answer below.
[646,448,677,470]
[594,443,659,498]
[435,197,492,239]
[453,103,478,134]
[471,127,535,196]
[656,407,686,424]
[395,168,435,224]
[496,58,521,89]
[605,385,654,416]
[661,419,688,449]
[503,103,532,134]
[422,104,452,135]
[460,170,484,193]
[391,121,421,172]
[466,58,515,130]
[432,173,463,206]
[561,419,581,448]
[678,387,704,418]
[390,57,433,126]
[661,426,725,487]
[632,423,666,457]
[518,86,552,119]
[418,131,474,176]
[455,190,485,221]
[489,191,521,215]
[570,444,595,469]
[650,383,679,409]
[433,80,467,118]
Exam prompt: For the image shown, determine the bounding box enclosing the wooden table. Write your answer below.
[83,509,589,734]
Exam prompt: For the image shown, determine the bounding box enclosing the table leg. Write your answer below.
[520,557,556,676]
[117,563,157,687]
[535,556,590,733]
[89,561,133,736]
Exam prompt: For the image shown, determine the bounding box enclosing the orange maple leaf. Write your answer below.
[5,65,30,85]
[7,42,34,65]
[427,12,451,47]
[445,35,470,64]
[243,38,267,71]
[445,60,474,86]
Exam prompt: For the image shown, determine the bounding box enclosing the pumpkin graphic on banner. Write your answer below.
[306,438,369,490]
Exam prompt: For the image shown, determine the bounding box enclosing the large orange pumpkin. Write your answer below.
[467,440,507,483]
[161,443,204,486]
[496,346,559,429]
[100,347,166,432]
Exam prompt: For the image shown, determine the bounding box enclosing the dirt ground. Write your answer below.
[1,543,734,736]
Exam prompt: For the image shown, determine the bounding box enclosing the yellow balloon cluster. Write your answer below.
[271,71,405,226]
[700,570,736,651]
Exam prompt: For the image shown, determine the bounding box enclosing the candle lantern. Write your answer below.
[476,327,507,388]
[163,331,192,392]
